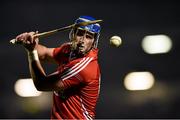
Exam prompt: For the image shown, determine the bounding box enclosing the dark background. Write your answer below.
[1,0,180,118]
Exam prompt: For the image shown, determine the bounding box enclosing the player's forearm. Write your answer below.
[28,50,62,91]
[28,50,47,90]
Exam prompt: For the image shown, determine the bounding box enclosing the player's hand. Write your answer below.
[15,31,39,51]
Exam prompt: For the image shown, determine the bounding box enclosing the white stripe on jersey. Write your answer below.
[61,57,93,81]
[80,98,93,120]
[54,91,59,96]
[61,57,90,79]
[61,57,86,77]
[67,57,86,72]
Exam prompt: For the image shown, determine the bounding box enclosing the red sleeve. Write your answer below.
[53,43,71,64]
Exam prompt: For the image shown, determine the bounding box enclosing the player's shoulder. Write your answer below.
[54,42,71,53]
[59,42,71,50]
[53,42,71,63]
[86,48,98,59]
[79,61,100,83]
[80,56,99,76]
[83,49,99,70]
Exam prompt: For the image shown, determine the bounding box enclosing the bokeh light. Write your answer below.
[142,34,172,54]
[14,78,42,97]
[124,72,155,91]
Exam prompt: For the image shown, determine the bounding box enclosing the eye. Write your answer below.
[85,32,94,39]
[85,34,93,39]
[75,28,95,39]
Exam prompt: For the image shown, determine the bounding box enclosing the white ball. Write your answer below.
[110,36,122,47]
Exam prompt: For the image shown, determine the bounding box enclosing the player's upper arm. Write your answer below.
[37,44,56,63]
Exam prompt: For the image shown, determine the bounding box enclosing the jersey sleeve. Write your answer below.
[53,43,71,64]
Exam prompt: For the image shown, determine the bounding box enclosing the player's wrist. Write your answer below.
[28,49,39,62]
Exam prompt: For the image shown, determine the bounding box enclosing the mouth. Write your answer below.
[77,43,84,50]
[76,44,86,55]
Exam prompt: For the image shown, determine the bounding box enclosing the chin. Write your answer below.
[79,51,85,55]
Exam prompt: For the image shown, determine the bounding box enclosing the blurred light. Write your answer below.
[14,78,42,97]
[142,34,172,54]
[124,72,155,91]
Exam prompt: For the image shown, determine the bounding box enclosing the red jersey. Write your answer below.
[51,43,101,119]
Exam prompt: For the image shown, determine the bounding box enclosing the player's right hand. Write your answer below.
[15,31,39,51]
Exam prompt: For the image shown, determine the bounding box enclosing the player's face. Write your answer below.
[75,28,95,55]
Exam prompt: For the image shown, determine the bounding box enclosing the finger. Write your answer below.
[26,40,31,44]
[16,32,27,42]
[23,32,33,44]
[27,34,34,44]
[33,31,39,44]
[30,31,38,44]
[29,31,35,36]
[34,31,39,39]
[16,33,24,40]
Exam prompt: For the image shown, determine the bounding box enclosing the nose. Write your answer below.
[78,35,85,43]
